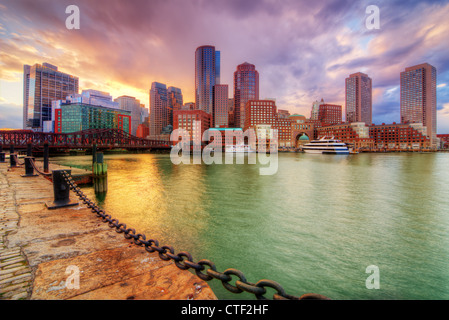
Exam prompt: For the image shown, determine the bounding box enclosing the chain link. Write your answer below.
[61,170,328,300]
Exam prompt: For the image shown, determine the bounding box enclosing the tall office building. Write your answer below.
[400,63,437,147]
[311,99,325,120]
[114,95,144,136]
[195,45,220,115]
[213,84,229,127]
[234,62,259,128]
[168,86,183,126]
[345,72,372,125]
[23,62,79,131]
[149,82,168,136]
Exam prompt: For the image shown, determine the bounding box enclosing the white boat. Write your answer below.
[302,136,349,154]
[225,144,256,153]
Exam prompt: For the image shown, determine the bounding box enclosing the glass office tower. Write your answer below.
[23,63,79,131]
[234,62,259,128]
[400,63,437,147]
[195,45,220,115]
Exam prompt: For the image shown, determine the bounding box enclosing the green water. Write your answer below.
[51,152,449,300]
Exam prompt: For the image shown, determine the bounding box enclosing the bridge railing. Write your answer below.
[0,129,170,149]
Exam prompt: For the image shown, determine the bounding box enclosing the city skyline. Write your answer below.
[1,0,449,132]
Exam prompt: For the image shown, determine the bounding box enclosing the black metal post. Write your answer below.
[9,153,18,167]
[10,145,14,154]
[46,170,79,209]
[21,157,38,177]
[92,143,97,165]
[0,145,5,163]
[27,143,32,157]
[44,143,49,173]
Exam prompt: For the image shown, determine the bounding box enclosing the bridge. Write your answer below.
[0,128,171,151]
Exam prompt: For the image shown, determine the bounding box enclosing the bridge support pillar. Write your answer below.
[21,157,38,177]
[93,152,107,177]
[46,170,79,210]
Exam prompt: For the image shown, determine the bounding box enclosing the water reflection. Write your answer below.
[50,152,449,300]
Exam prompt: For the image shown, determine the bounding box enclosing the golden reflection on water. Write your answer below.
[99,154,210,251]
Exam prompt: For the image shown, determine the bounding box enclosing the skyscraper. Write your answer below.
[114,95,144,136]
[234,62,259,128]
[400,63,437,147]
[345,72,372,125]
[195,45,220,115]
[213,84,229,127]
[311,98,325,120]
[149,82,168,136]
[168,86,183,126]
[23,62,79,131]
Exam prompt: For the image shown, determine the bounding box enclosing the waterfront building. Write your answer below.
[23,63,79,131]
[400,63,437,148]
[317,103,342,126]
[207,127,243,150]
[48,89,119,133]
[244,100,291,148]
[234,62,259,128]
[345,72,372,125]
[369,122,430,151]
[149,82,168,136]
[289,114,316,148]
[316,122,374,150]
[173,109,211,145]
[114,95,146,136]
[195,45,220,115]
[54,103,131,134]
[213,84,229,127]
[437,134,449,149]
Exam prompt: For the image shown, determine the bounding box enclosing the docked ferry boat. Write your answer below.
[302,136,349,154]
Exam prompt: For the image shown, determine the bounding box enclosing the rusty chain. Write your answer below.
[61,170,329,300]
[29,158,52,176]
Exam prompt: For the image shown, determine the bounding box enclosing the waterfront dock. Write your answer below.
[0,161,216,300]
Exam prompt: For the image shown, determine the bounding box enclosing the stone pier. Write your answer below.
[0,161,216,300]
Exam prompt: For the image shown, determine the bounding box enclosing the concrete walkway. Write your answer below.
[0,161,216,300]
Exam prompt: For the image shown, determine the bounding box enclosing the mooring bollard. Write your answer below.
[44,143,49,173]
[9,153,18,168]
[45,170,79,209]
[27,143,32,157]
[21,157,38,177]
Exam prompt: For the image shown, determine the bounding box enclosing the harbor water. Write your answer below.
[51,152,449,300]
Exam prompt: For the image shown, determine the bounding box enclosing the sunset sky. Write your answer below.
[1,0,449,132]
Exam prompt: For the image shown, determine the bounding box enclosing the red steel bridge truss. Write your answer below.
[0,129,170,150]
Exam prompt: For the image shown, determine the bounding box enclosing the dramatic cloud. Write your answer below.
[0,0,448,132]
